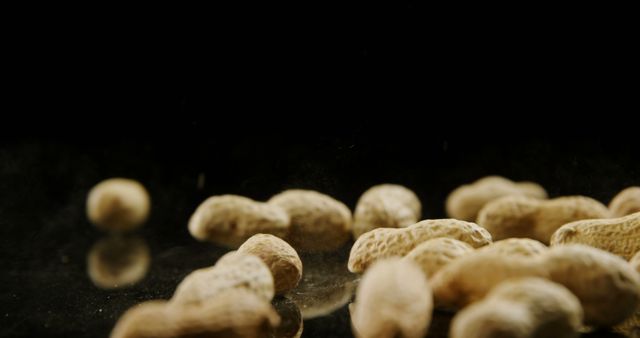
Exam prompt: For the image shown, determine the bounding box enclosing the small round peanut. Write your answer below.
[350,258,432,338]
[172,251,274,305]
[551,211,640,260]
[352,184,421,238]
[348,219,492,273]
[609,186,640,217]
[477,195,610,244]
[188,195,290,248]
[87,178,150,232]
[450,278,583,338]
[268,189,351,252]
[403,237,473,277]
[238,234,303,295]
[87,236,150,289]
[446,176,547,221]
[110,289,280,338]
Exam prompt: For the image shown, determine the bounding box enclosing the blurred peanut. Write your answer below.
[352,184,421,238]
[446,176,547,221]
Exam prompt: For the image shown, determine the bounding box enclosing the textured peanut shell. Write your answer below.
[172,251,274,304]
[477,238,548,257]
[430,251,547,309]
[238,234,302,295]
[544,245,640,327]
[403,238,473,277]
[446,176,547,221]
[188,195,290,248]
[110,289,280,338]
[352,184,421,238]
[348,219,492,273]
[268,190,351,252]
[450,278,582,338]
[609,187,640,217]
[87,178,150,231]
[477,195,610,244]
[87,236,150,289]
[351,258,432,338]
[430,244,640,327]
[551,211,640,260]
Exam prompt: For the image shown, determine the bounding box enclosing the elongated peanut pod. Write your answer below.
[188,195,290,248]
[551,211,640,260]
[348,219,491,273]
[351,258,432,338]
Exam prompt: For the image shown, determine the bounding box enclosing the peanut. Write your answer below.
[238,234,303,295]
[348,219,492,273]
[110,289,280,338]
[87,236,150,289]
[188,195,290,248]
[450,278,583,338]
[609,186,640,217]
[446,176,547,221]
[87,178,150,231]
[430,244,640,327]
[402,238,473,277]
[352,184,421,238]
[632,251,640,272]
[551,211,640,260]
[172,251,274,305]
[477,195,610,244]
[477,238,548,257]
[350,258,432,338]
[615,251,640,336]
[268,189,351,252]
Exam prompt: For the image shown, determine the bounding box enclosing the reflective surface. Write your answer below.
[1,137,638,338]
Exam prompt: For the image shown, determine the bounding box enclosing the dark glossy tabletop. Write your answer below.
[1,132,638,338]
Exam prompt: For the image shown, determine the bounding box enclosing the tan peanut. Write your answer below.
[609,186,640,217]
[430,244,640,327]
[238,234,303,295]
[551,211,640,260]
[446,176,547,221]
[87,236,150,289]
[450,278,583,338]
[477,238,548,257]
[348,219,492,273]
[477,195,610,244]
[632,251,640,272]
[110,289,280,338]
[403,238,473,277]
[268,189,351,252]
[352,184,421,238]
[615,251,640,336]
[350,258,432,338]
[87,178,150,231]
[172,251,274,305]
[188,195,290,248]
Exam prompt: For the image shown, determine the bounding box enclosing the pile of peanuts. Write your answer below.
[86,177,640,338]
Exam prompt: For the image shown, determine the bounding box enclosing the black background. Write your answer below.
[1,4,639,337]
